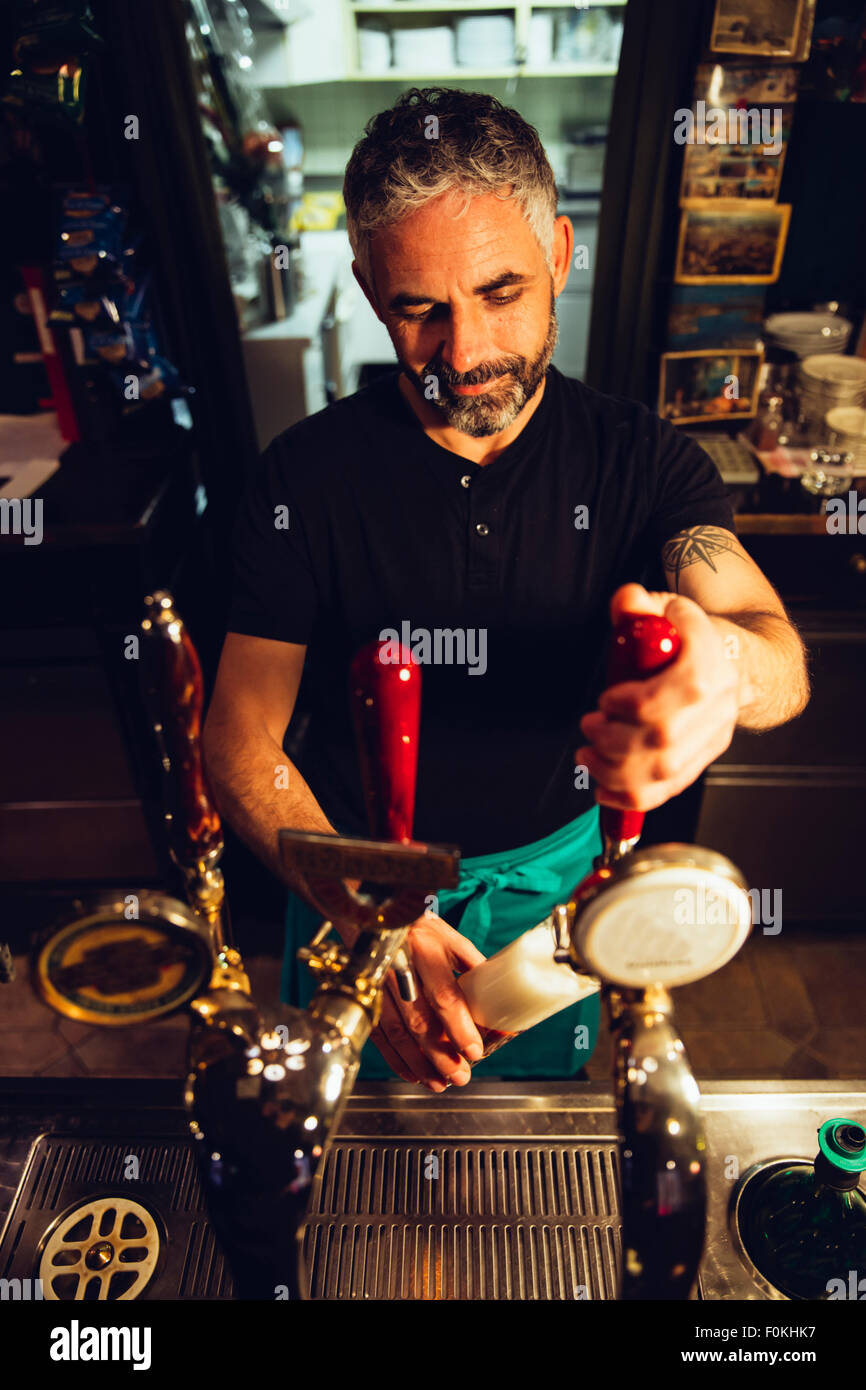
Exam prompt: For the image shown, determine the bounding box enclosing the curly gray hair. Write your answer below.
[343,88,558,288]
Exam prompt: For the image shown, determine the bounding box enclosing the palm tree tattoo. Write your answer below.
[662,526,741,592]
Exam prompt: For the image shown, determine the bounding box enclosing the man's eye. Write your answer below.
[400,291,522,322]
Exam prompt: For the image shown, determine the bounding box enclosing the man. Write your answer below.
[203,88,809,1092]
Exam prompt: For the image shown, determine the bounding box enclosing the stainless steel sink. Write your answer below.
[304,1079,866,1300]
[698,1081,866,1299]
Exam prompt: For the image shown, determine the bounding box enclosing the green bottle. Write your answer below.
[739,1118,866,1300]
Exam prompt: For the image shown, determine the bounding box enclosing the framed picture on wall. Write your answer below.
[789,0,817,62]
[681,105,795,202]
[710,0,804,56]
[674,203,791,284]
[692,61,800,106]
[658,349,763,425]
[667,285,766,351]
[680,129,791,203]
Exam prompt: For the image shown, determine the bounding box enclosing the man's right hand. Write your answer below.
[366,914,488,1091]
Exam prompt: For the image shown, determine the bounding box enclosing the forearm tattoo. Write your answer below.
[662,526,742,592]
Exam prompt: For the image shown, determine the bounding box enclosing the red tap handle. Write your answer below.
[600,612,681,846]
[349,640,421,843]
[140,592,222,865]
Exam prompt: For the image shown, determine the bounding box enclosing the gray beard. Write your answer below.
[401,301,559,438]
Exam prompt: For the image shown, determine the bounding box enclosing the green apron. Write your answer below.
[280,805,602,1079]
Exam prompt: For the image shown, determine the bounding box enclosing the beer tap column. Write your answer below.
[187,636,459,1301]
[572,614,708,1300]
[140,591,249,999]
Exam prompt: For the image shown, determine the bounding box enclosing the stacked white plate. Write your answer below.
[764,312,853,358]
[825,405,866,471]
[392,26,455,72]
[455,15,515,67]
[527,12,554,67]
[358,27,391,73]
[798,354,866,431]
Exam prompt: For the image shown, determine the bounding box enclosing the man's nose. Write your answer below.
[439,301,492,376]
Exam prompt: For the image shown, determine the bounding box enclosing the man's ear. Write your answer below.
[352,260,384,323]
[550,215,574,299]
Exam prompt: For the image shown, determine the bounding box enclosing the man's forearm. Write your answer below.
[203,722,337,899]
[708,610,810,731]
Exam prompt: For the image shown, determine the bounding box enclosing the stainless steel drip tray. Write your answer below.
[2,1079,864,1301]
[305,1083,622,1301]
[306,1080,866,1301]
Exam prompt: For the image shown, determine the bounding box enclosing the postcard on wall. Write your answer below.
[710,0,804,56]
[658,349,763,426]
[675,203,792,284]
[680,115,792,203]
[680,67,797,203]
[667,285,766,352]
[693,61,800,107]
[789,0,817,62]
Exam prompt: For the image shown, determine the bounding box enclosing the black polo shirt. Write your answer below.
[227,365,735,857]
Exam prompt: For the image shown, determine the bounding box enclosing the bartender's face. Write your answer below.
[357,190,573,437]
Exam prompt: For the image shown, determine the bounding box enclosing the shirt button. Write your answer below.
[460,474,471,488]
[475,522,489,536]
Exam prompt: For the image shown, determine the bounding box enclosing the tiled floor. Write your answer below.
[1,906,863,1082]
[0,947,283,1080]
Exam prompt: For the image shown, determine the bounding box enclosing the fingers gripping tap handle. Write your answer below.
[601,612,681,849]
[349,639,423,999]
[140,591,222,869]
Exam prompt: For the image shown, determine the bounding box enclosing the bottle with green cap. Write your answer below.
[739,1118,866,1300]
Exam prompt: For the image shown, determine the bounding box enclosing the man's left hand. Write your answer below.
[576,582,740,813]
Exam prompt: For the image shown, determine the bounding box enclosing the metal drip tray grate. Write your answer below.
[302,1139,622,1300]
[0,1135,233,1300]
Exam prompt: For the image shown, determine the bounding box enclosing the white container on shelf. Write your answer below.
[527,12,554,68]
[358,27,391,73]
[826,405,866,470]
[606,16,624,63]
[392,26,455,72]
[555,8,612,63]
[455,15,515,67]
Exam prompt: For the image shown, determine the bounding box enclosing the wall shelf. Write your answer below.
[249,0,623,86]
[340,63,617,80]
[351,1,627,10]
